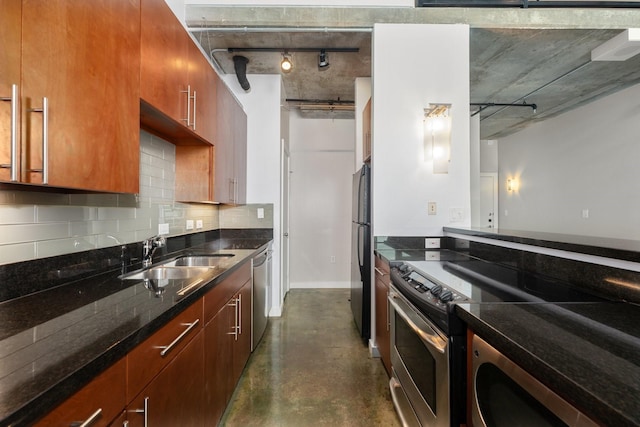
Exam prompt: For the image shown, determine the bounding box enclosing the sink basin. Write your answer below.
[121,266,211,281]
[163,254,235,267]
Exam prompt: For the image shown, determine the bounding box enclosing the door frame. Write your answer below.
[480,172,498,229]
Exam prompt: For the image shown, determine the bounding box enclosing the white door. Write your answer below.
[480,173,498,229]
[281,139,291,296]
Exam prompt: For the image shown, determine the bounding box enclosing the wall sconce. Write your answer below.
[507,178,519,192]
[424,103,452,174]
[281,53,293,73]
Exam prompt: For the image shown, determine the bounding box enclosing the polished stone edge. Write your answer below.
[444,227,640,263]
[455,304,636,427]
[444,236,640,304]
[3,241,271,426]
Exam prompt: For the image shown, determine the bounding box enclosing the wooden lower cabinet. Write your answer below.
[204,279,252,426]
[35,358,126,427]
[127,331,205,427]
[375,255,391,376]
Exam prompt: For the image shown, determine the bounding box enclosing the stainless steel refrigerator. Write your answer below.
[350,164,371,341]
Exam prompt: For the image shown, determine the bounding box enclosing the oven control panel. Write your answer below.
[394,263,467,306]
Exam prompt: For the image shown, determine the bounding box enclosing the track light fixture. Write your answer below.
[281,53,293,73]
[318,49,330,70]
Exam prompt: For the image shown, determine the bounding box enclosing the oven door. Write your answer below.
[388,285,449,427]
[471,334,598,427]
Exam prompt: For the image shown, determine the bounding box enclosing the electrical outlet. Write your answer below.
[257,208,264,219]
[158,223,170,235]
[425,251,440,261]
[196,220,203,229]
[330,256,336,264]
[425,238,440,249]
[186,219,194,230]
[450,208,464,222]
[428,202,437,215]
[582,209,589,219]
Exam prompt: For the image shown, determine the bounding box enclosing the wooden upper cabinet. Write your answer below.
[140,0,218,146]
[18,0,140,193]
[363,98,372,163]
[140,0,189,124]
[187,41,218,144]
[0,0,21,184]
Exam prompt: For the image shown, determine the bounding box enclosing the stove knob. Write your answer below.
[440,290,453,302]
[430,284,442,296]
[399,264,409,273]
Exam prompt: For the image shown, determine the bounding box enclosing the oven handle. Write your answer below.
[388,293,446,354]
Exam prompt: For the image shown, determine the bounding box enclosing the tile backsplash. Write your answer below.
[0,130,273,266]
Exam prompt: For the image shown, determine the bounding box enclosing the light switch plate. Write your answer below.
[158,223,170,235]
[186,220,194,230]
[257,208,264,219]
[196,220,203,229]
[425,251,440,261]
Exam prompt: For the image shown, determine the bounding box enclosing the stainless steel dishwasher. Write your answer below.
[252,246,272,351]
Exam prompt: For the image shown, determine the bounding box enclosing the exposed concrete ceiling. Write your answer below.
[187,6,640,138]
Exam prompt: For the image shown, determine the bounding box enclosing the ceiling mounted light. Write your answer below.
[591,28,640,61]
[318,49,330,70]
[281,53,293,73]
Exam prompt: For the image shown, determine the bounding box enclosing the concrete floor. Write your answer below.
[220,289,401,427]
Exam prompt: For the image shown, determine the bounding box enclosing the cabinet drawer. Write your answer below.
[36,358,126,427]
[374,255,391,287]
[204,262,251,324]
[127,301,202,402]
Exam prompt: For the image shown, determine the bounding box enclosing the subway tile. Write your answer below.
[68,193,119,207]
[36,236,97,258]
[0,223,69,245]
[0,242,36,265]
[0,191,16,204]
[98,207,137,221]
[0,206,36,224]
[37,206,97,222]
[117,194,139,209]
[13,192,69,206]
[118,217,152,232]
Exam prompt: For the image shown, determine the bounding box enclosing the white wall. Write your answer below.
[355,78,372,171]
[289,112,355,288]
[372,24,471,236]
[187,0,412,5]
[222,74,285,315]
[470,115,481,227]
[498,82,640,240]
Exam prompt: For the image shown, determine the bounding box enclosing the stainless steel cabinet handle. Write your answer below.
[227,298,239,340]
[181,85,191,126]
[70,408,102,427]
[237,293,242,335]
[0,84,18,181]
[27,97,48,184]
[386,291,390,331]
[191,90,197,130]
[159,319,200,357]
[130,397,149,427]
[374,267,386,277]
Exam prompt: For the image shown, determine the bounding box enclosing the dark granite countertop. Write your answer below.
[456,302,640,427]
[375,239,640,426]
[0,235,272,426]
[444,226,640,263]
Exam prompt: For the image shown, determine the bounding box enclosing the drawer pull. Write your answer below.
[70,408,102,427]
[27,97,49,184]
[0,84,18,181]
[130,397,149,427]
[159,319,200,357]
[374,267,386,276]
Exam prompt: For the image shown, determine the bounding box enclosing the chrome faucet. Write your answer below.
[142,235,166,268]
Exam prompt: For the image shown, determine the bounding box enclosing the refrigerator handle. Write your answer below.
[357,224,364,268]
[357,168,364,222]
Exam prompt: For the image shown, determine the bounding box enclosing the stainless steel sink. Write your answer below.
[162,254,234,267]
[121,266,211,281]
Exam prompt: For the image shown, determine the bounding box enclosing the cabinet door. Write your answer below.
[36,358,126,427]
[21,0,140,193]
[175,145,214,202]
[188,41,218,144]
[128,331,204,427]
[0,0,21,183]
[233,104,248,205]
[233,281,252,379]
[375,256,391,375]
[214,79,235,203]
[204,301,236,426]
[140,0,189,124]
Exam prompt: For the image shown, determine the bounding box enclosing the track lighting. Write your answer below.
[318,49,330,70]
[281,54,293,73]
